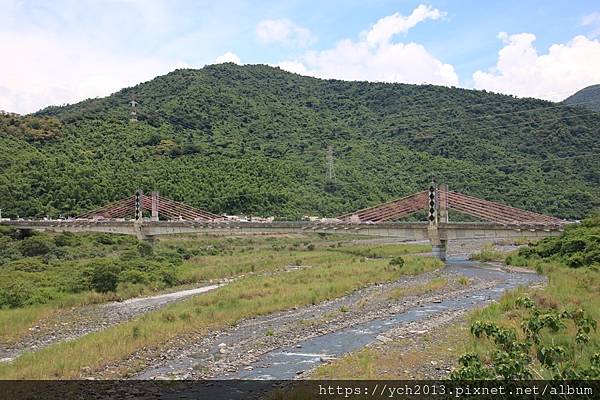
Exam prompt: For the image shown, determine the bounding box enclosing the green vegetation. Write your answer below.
[469,243,505,262]
[387,276,448,300]
[458,215,600,379]
[507,214,600,268]
[0,240,441,379]
[452,297,599,379]
[0,228,181,310]
[388,256,405,269]
[564,84,600,111]
[1,64,598,220]
[0,228,435,343]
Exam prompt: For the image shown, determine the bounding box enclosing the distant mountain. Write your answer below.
[564,84,600,111]
[1,64,599,219]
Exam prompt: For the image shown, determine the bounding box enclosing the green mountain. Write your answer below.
[1,63,599,220]
[564,84,600,111]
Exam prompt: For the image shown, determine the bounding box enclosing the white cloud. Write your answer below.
[365,4,445,47]
[0,30,188,114]
[214,52,242,65]
[582,12,600,38]
[256,19,316,47]
[473,33,600,101]
[274,61,307,75]
[276,5,458,87]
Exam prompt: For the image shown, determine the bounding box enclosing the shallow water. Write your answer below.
[222,258,543,380]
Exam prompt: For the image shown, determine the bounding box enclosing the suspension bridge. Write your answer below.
[0,183,567,260]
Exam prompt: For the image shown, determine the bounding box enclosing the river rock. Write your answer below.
[376,335,393,343]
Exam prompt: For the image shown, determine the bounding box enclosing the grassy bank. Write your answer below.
[311,217,600,379]
[458,216,599,379]
[0,228,431,344]
[0,239,440,378]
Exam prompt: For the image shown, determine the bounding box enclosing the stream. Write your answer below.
[219,257,543,380]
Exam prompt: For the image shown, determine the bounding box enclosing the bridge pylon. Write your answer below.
[427,180,447,261]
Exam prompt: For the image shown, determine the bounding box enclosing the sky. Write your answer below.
[1,0,600,114]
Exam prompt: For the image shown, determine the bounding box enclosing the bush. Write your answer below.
[560,238,588,255]
[159,267,179,287]
[90,262,120,292]
[389,256,405,268]
[137,241,153,257]
[119,269,150,285]
[451,297,599,379]
[119,250,140,261]
[566,252,585,268]
[155,251,183,265]
[54,232,79,247]
[18,236,53,257]
[534,237,562,258]
[95,234,115,245]
[7,258,48,272]
[0,278,34,308]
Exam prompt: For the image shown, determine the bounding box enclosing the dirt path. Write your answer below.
[0,283,224,363]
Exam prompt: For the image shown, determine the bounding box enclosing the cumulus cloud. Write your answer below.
[276,5,458,87]
[256,19,316,47]
[365,4,445,46]
[214,52,242,64]
[0,0,192,114]
[0,30,188,114]
[473,32,600,101]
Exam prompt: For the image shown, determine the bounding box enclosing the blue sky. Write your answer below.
[1,0,599,113]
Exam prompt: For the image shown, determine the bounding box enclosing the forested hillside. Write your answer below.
[564,84,600,111]
[1,64,599,219]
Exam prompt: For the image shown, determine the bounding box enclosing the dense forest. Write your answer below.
[564,84,600,111]
[1,64,599,219]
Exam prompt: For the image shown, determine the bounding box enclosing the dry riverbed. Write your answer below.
[0,282,226,362]
[103,268,503,380]
[1,238,525,379]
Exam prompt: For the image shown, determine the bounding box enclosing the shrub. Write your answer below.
[155,250,183,265]
[90,262,119,293]
[18,236,53,257]
[6,257,48,272]
[389,256,405,268]
[451,297,599,379]
[119,269,150,285]
[560,238,588,255]
[566,252,585,268]
[95,234,115,245]
[159,267,179,287]
[534,237,562,258]
[137,241,153,257]
[54,232,79,247]
[119,250,140,261]
[0,278,34,308]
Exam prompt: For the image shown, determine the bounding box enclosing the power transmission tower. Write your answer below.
[130,97,138,123]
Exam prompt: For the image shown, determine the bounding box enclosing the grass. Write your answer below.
[0,231,430,343]
[0,242,441,379]
[387,277,448,300]
[330,243,431,258]
[0,305,58,343]
[462,260,600,378]
[468,243,505,262]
